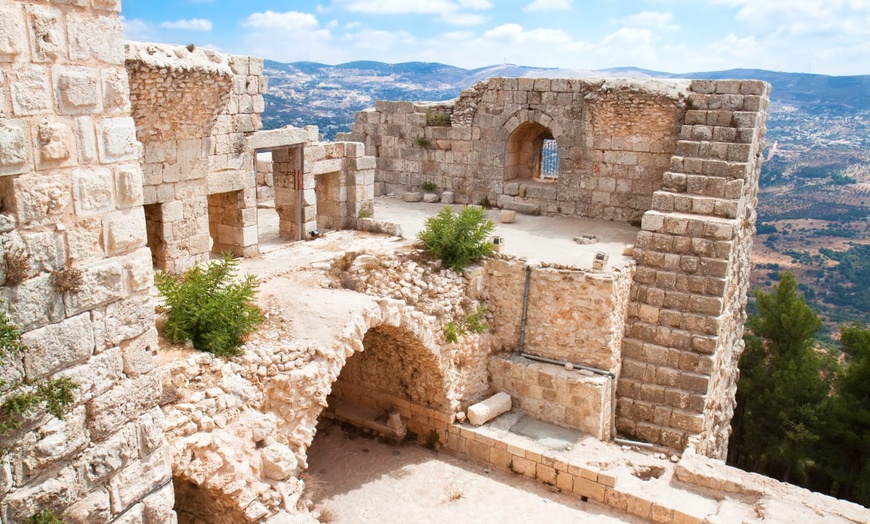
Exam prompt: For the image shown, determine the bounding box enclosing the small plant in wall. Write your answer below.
[155,253,264,357]
[26,510,65,524]
[414,136,432,148]
[443,304,489,343]
[418,206,496,272]
[0,313,79,447]
[421,181,438,193]
[50,266,83,295]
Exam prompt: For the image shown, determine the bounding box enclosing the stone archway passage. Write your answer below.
[506,121,557,182]
[174,476,248,524]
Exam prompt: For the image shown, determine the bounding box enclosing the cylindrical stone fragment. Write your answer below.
[467,392,512,426]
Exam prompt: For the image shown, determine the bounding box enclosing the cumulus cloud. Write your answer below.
[160,19,213,31]
[242,11,337,62]
[523,0,573,12]
[329,0,491,25]
[120,16,154,41]
[616,11,678,30]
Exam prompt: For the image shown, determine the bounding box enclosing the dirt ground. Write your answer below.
[305,422,643,524]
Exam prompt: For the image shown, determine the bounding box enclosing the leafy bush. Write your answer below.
[443,321,459,343]
[421,181,438,192]
[26,510,65,524]
[0,313,78,442]
[418,206,495,272]
[155,253,264,357]
[442,305,489,343]
[414,136,432,148]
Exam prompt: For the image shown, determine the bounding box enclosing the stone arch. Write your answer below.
[500,110,563,182]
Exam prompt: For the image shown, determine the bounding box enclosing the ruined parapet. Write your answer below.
[0,1,174,521]
[248,126,376,240]
[616,80,770,456]
[125,43,267,272]
[340,77,689,222]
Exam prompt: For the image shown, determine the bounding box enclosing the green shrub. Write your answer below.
[0,313,78,442]
[443,321,459,343]
[418,206,495,272]
[414,136,432,148]
[155,253,264,357]
[421,181,438,192]
[357,208,372,219]
[26,510,65,524]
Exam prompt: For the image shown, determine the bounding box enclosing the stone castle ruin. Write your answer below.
[0,1,867,523]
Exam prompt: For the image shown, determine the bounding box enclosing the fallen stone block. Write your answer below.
[423,192,439,203]
[503,201,540,215]
[468,392,512,426]
[500,210,516,223]
[441,191,455,204]
[404,191,422,202]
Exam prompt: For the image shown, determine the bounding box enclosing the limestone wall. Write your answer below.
[126,43,267,272]
[488,355,612,440]
[615,80,770,455]
[483,259,633,373]
[338,78,688,223]
[0,1,173,522]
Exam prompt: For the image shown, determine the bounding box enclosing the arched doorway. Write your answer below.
[505,122,559,182]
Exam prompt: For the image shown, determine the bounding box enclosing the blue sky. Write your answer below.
[120,1,870,75]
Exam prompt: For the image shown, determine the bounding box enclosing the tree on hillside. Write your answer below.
[816,324,870,505]
[729,272,832,484]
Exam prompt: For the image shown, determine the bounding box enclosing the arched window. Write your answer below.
[505,121,558,182]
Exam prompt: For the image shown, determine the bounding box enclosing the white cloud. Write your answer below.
[242,11,336,62]
[243,11,323,32]
[457,0,493,9]
[616,11,678,30]
[160,19,213,32]
[334,0,460,14]
[523,0,573,12]
[120,16,154,41]
[329,0,490,25]
[483,24,572,44]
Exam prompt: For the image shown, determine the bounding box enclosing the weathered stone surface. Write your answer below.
[13,173,70,225]
[62,488,112,524]
[108,445,172,512]
[72,166,115,216]
[87,371,163,440]
[21,313,95,380]
[0,120,32,175]
[261,443,298,480]
[55,66,102,115]
[0,3,27,62]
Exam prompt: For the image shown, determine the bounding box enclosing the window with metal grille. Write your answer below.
[540,139,559,180]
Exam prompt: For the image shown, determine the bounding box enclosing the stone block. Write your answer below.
[0,119,32,175]
[104,208,147,256]
[37,119,73,165]
[1,274,65,331]
[440,191,454,204]
[72,166,115,217]
[21,312,94,380]
[137,407,166,456]
[423,193,439,203]
[88,371,163,440]
[103,294,154,347]
[500,209,516,223]
[108,445,172,513]
[121,327,159,378]
[55,65,102,115]
[468,392,512,426]
[503,201,540,215]
[74,116,97,163]
[67,13,124,64]
[61,346,124,405]
[116,166,144,208]
[97,117,138,163]
[63,488,112,524]
[403,191,422,202]
[2,466,81,522]
[28,5,66,63]
[11,65,52,115]
[65,257,125,316]
[0,3,27,62]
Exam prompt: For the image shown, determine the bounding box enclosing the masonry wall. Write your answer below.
[339,78,687,224]
[483,259,634,373]
[0,1,174,522]
[126,43,267,272]
[615,80,770,456]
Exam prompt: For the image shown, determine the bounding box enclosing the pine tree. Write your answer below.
[729,272,830,483]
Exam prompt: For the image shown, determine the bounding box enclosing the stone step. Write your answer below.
[674,140,754,164]
[651,190,739,219]
[661,171,746,199]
